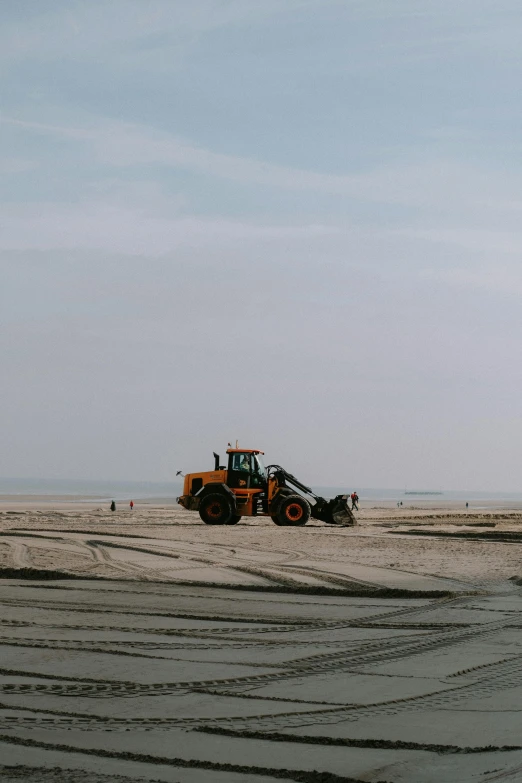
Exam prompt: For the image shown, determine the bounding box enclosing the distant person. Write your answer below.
[110,500,116,512]
[351,492,359,511]
[130,500,134,510]
[466,502,469,509]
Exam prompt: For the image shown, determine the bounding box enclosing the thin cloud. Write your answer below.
[2,115,507,212]
[0,0,330,66]
[0,190,339,255]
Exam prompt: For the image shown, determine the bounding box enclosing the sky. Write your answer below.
[1,0,522,491]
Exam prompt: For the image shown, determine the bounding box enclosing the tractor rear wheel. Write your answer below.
[273,495,310,526]
[199,493,234,525]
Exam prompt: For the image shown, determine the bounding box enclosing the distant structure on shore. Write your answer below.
[404,491,443,496]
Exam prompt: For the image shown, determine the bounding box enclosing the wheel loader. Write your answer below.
[177,448,356,527]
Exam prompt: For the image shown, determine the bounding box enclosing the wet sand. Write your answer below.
[1,501,522,782]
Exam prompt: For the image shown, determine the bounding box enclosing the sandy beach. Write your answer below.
[1,500,522,782]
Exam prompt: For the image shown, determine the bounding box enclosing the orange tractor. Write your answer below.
[177,448,356,527]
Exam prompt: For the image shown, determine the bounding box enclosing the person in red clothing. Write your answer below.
[130,500,134,510]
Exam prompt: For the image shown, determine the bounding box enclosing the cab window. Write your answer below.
[231,453,251,472]
[253,454,266,478]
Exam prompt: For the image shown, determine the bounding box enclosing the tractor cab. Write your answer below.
[226,449,267,490]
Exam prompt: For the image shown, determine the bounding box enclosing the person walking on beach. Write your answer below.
[351,492,359,511]
[110,500,116,512]
[130,500,134,511]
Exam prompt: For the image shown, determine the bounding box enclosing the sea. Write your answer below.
[1,477,522,509]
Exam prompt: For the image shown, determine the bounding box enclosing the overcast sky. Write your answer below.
[2,0,522,490]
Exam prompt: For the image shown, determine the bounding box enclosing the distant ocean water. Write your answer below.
[0,478,182,502]
[318,487,522,507]
[1,477,522,506]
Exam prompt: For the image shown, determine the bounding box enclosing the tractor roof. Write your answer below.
[226,449,264,454]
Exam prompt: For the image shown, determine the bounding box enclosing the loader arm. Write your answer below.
[267,465,356,526]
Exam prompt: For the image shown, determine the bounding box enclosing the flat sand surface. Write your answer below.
[1,502,522,782]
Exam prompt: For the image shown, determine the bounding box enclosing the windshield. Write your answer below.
[253,454,267,478]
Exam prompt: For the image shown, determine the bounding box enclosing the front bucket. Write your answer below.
[311,495,357,526]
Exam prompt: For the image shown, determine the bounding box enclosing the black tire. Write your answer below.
[199,493,234,525]
[273,495,310,527]
[228,515,241,525]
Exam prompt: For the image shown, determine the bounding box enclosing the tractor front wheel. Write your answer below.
[273,495,310,527]
[199,493,234,525]
[228,515,241,525]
